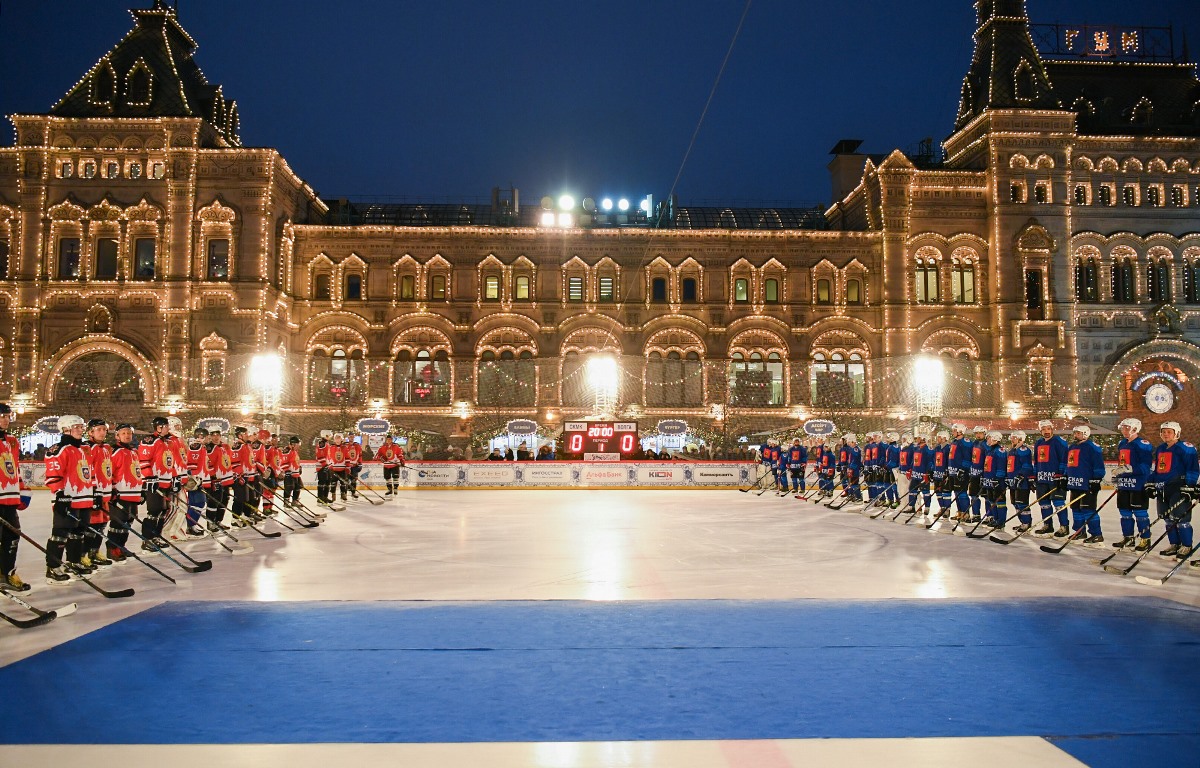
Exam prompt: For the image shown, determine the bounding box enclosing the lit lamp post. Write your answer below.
[250,353,283,427]
[587,354,619,419]
[913,355,946,419]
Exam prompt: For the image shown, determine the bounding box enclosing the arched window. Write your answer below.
[484,275,501,301]
[1075,257,1098,302]
[729,350,784,406]
[127,65,151,105]
[681,277,698,302]
[734,278,749,303]
[1183,261,1200,304]
[345,273,363,301]
[846,279,862,305]
[951,257,975,303]
[515,275,531,300]
[430,274,447,300]
[94,237,118,280]
[393,349,451,405]
[647,350,702,407]
[399,274,415,300]
[314,273,331,301]
[916,257,939,303]
[816,278,831,304]
[764,278,779,303]
[479,349,536,407]
[1112,258,1135,302]
[58,238,81,280]
[1147,259,1171,303]
[311,348,366,405]
[809,351,865,407]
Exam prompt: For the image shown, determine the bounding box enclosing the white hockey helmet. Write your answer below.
[167,415,182,435]
[1037,419,1054,430]
[886,431,899,442]
[1010,430,1026,442]
[843,433,857,443]
[952,423,967,434]
[901,433,912,442]
[1117,418,1142,435]
[986,430,1003,443]
[1160,421,1182,437]
[1072,424,1091,439]
[936,430,950,440]
[972,425,987,434]
[57,414,85,431]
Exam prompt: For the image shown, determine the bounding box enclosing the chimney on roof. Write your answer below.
[828,139,866,204]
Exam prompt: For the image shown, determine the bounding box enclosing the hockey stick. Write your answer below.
[738,468,771,493]
[1038,489,1118,554]
[303,478,346,510]
[0,588,77,629]
[283,496,326,522]
[0,517,135,599]
[1101,527,1170,575]
[1135,543,1200,586]
[71,519,178,584]
[987,484,1072,544]
[229,495,283,538]
[350,472,388,504]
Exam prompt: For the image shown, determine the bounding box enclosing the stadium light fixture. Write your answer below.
[250,353,283,414]
[617,198,630,211]
[913,355,945,416]
[558,194,575,211]
[601,198,613,211]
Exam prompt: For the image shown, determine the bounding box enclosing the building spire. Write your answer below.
[953,0,1057,132]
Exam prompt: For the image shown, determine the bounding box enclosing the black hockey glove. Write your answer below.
[1089,479,1101,494]
[1146,484,1159,499]
[93,492,104,508]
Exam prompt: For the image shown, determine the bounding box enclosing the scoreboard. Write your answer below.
[563,421,639,461]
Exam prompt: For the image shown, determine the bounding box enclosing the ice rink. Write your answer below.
[2,486,1198,767]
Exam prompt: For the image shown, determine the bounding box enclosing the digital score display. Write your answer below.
[563,421,639,461]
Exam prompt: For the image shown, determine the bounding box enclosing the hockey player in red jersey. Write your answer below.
[376,434,405,496]
[345,437,363,499]
[83,418,115,567]
[327,433,350,502]
[282,436,303,505]
[44,415,95,584]
[108,423,143,562]
[260,430,282,516]
[140,416,177,549]
[206,429,235,529]
[0,403,32,592]
[184,428,211,537]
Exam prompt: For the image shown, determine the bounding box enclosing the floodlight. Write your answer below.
[601,198,613,211]
[558,195,575,211]
[617,198,630,211]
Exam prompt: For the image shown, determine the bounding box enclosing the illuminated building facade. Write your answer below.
[1,1,1198,440]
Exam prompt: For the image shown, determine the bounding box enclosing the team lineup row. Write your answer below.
[0,406,411,595]
[755,420,1200,561]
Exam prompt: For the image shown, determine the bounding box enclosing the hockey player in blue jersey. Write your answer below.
[838,433,862,502]
[967,425,988,522]
[1147,421,1200,560]
[816,437,836,498]
[1005,431,1036,533]
[948,424,974,521]
[861,432,882,506]
[1113,417,1155,551]
[907,433,935,516]
[758,439,777,489]
[1032,420,1070,537]
[783,437,808,495]
[931,430,953,516]
[1064,424,1107,547]
[979,431,1008,527]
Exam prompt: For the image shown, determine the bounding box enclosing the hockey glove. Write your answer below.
[1146,484,1160,499]
[1089,479,1102,494]
[93,492,104,508]
[17,493,31,511]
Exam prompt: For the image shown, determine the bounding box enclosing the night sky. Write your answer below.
[3,1,1198,208]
